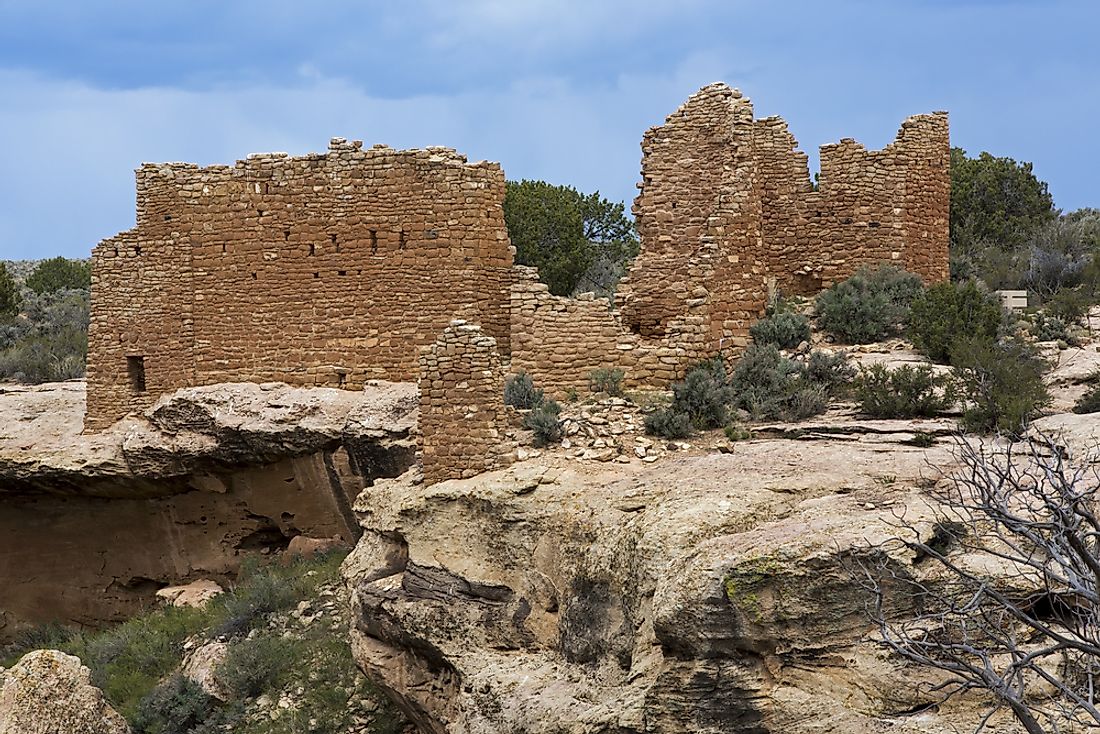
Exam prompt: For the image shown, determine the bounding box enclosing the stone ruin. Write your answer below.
[86,82,950,481]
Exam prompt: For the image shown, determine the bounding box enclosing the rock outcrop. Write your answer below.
[0,379,418,640]
[344,429,1028,733]
[0,650,130,734]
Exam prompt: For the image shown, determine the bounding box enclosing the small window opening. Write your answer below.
[134,245,142,255]
[221,243,227,253]
[127,356,146,393]
[338,270,347,276]
[163,214,172,222]
[309,243,316,256]
[369,229,378,254]
[313,272,320,279]
[337,372,347,387]
[113,247,119,256]
[257,209,264,217]
[251,271,257,280]
[398,229,406,250]
[284,229,291,241]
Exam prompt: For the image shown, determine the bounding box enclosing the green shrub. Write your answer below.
[670,359,733,430]
[1028,312,1076,345]
[951,337,1051,436]
[217,634,299,699]
[25,257,91,294]
[0,262,19,318]
[588,367,625,396]
[805,350,856,393]
[815,265,924,344]
[1073,379,1100,414]
[504,372,544,409]
[904,432,937,448]
[729,344,847,422]
[70,605,209,719]
[909,281,1004,364]
[212,567,299,639]
[0,622,77,667]
[132,674,218,734]
[854,364,955,418]
[724,424,753,441]
[522,400,562,447]
[644,409,693,439]
[749,311,810,349]
[1045,287,1090,324]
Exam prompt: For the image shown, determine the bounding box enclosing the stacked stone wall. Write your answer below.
[508,267,710,397]
[419,321,508,484]
[87,140,513,429]
[755,111,950,294]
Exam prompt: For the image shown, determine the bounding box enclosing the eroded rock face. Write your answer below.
[0,650,130,734]
[344,432,1027,733]
[0,380,418,639]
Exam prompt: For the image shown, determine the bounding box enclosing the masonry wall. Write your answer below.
[509,267,709,395]
[87,140,513,429]
[755,111,950,294]
[419,321,509,484]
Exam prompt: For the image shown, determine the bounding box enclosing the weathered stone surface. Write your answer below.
[156,579,224,608]
[0,379,417,496]
[344,434,1026,733]
[0,380,418,639]
[0,650,130,734]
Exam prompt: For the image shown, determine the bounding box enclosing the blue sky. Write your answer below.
[0,0,1097,259]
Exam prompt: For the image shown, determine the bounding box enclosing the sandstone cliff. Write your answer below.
[343,423,1043,733]
[0,380,418,639]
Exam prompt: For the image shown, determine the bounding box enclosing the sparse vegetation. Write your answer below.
[854,364,955,418]
[217,634,299,699]
[1073,373,1100,414]
[504,371,544,409]
[0,262,19,318]
[951,336,1051,436]
[25,256,91,295]
[644,359,732,438]
[523,400,563,447]
[1028,311,1077,345]
[132,674,221,734]
[1,549,402,732]
[729,344,851,422]
[0,260,91,384]
[749,311,810,349]
[643,407,693,439]
[815,265,924,344]
[588,367,625,396]
[908,281,1003,364]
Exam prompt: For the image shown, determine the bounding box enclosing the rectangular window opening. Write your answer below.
[369,229,378,254]
[127,356,146,394]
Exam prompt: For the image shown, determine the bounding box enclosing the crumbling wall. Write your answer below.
[756,112,950,294]
[508,267,708,395]
[620,83,767,351]
[615,81,949,371]
[419,321,509,485]
[87,140,513,429]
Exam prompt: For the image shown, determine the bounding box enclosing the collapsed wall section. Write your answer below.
[509,266,707,394]
[620,83,768,350]
[419,321,509,485]
[87,140,513,429]
[756,111,950,294]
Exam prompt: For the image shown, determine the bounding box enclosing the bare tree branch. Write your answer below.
[857,432,1100,733]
